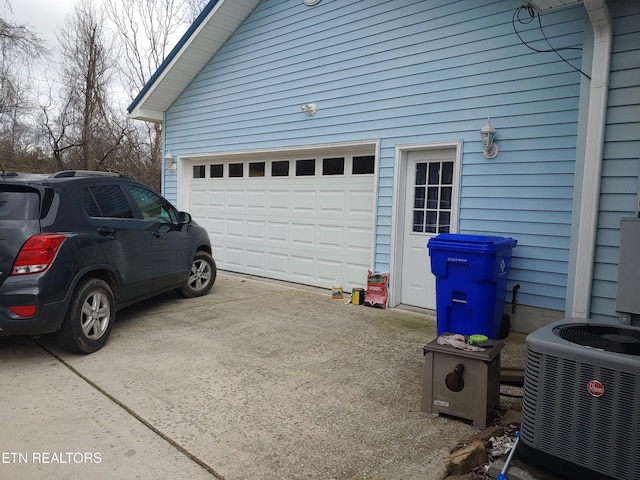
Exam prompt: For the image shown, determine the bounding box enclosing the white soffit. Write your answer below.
[528,0,584,12]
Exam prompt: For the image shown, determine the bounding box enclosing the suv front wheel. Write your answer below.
[180,251,216,298]
[55,278,115,354]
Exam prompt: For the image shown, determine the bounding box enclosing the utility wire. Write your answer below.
[512,5,591,80]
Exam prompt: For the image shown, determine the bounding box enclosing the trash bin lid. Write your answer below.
[427,233,517,252]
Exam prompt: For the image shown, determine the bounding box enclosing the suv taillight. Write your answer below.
[11,234,66,275]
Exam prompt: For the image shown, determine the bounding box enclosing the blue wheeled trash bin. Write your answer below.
[427,234,517,339]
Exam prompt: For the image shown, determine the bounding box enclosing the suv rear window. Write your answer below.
[83,185,133,218]
[0,191,40,220]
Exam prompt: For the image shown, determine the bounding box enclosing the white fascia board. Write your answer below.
[129,107,164,123]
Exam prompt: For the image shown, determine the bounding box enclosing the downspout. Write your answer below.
[571,0,612,319]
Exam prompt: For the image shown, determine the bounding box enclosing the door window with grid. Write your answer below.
[412,161,453,233]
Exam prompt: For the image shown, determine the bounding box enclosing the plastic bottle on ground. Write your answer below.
[331,277,343,299]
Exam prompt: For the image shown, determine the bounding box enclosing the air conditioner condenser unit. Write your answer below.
[519,319,640,480]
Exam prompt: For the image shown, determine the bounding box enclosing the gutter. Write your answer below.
[571,0,612,318]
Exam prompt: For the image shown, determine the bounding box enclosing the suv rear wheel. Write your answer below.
[55,278,115,354]
[180,251,216,298]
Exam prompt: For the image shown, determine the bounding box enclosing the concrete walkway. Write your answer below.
[0,273,528,480]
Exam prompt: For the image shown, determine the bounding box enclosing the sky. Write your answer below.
[6,0,190,109]
[9,0,73,47]
[7,0,122,107]
[8,0,189,55]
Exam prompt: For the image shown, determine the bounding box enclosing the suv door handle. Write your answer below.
[97,227,114,236]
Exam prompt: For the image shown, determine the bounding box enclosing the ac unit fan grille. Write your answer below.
[554,324,640,355]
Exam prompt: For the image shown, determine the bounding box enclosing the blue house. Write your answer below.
[129,0,640,333]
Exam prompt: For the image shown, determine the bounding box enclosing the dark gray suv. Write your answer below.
[0,170,216,353]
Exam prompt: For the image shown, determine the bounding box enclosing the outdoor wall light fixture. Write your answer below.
[165,151,177,172]
[480,119,499,159]
[301,103,316,116]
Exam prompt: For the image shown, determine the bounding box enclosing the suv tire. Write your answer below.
[180,251,217,298]
[55,278,115,354]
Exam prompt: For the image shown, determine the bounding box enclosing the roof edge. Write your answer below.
[127,0,221,115]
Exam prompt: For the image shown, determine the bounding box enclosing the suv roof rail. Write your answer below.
[1,172,51,180]
[50,170,121,178]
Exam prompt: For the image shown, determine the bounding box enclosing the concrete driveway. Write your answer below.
[0,273,526,480]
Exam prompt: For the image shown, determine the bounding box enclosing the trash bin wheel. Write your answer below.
[499,314,511,339]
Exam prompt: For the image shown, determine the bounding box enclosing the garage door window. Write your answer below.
[353,155,375,175]
[249,162,265,177]
[210,164,223,178]
[296,159,315,176]
[272,161,289,177]
[192,153,375,180]
[322,157,344,175]
[229,163,243,178]
[193,165,205,178]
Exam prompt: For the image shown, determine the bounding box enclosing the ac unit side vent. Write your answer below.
[522,349,640,479]
[521,348,540,445]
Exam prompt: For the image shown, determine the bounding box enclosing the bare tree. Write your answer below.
[104,0,195,188]
[40,0,127,171]
[182,0,210,23]
[0,2,47,170]
[105,0,188,95]
[40,95,81,170]
[1,0,200,184]
[0,17,44,59]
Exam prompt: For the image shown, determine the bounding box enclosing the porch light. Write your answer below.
[301,103,316,116]
[480,119,499,159]
[165,151,177,172]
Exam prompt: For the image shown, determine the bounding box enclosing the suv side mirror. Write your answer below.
[178,211,192,224]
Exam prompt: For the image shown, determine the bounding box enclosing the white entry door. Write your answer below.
[400,149,457,309]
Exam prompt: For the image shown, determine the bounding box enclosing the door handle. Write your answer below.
[97,227,114,236]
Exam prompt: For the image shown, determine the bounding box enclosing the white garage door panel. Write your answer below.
[291,256,314,279]
[246,220,265,239]
[189,154,375,290]
[226,219,243,238]
[226,247,243,267]
[293,224,314,244]
[247,191,266,207]
[227,190,244,207]
[268,222,288,242]
[319,226,343,247]
[267,253,288,274]
[270,191,290,209]
[191,190,207,207]
[208,190,224,207]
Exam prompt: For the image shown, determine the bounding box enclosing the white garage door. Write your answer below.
[188,152,376,291]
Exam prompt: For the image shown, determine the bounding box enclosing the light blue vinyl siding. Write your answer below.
[590,0,640,322]
[164,0,586,312]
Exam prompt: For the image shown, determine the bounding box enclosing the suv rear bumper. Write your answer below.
[0,278,68,336]
[0,301,68,335]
